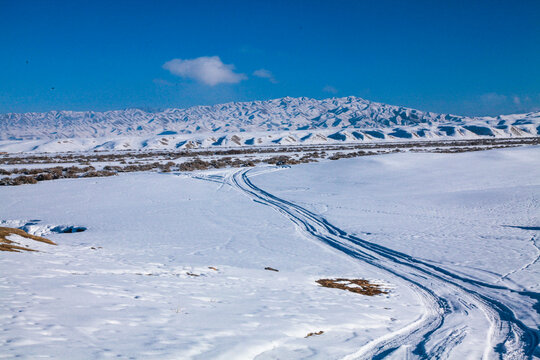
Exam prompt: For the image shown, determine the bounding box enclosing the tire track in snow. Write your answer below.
[499,235,540,286]
[192,168,540,359]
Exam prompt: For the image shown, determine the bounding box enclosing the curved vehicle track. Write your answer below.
[194,168,540,359]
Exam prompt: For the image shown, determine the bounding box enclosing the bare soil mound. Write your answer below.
[0,227,56,252]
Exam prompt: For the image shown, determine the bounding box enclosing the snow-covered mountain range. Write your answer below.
[1,96,539,152]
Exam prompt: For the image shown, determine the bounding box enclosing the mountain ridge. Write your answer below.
[1,96,539,152]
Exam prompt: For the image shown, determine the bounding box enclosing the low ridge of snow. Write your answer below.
[1,96,539,152]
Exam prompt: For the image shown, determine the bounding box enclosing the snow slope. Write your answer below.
[254,146,540,359]
[1,146,539,358]
[1,96,539,152]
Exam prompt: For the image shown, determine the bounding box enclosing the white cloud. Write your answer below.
[163,56,247,86]
[463,93,540,116]
[480,92,507,105]
[322,85,338,94]
[253,69,277,83]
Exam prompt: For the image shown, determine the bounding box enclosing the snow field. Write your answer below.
[0,171,422,359]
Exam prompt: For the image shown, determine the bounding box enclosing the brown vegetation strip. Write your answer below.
[0,227,56,252]
[1,137,537,186]
[316,278,387,296]
[1,136,537,166]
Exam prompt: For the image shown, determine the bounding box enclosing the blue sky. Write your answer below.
[1,0,539,116]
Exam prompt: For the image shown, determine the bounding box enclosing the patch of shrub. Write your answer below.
[10,175,38,185]
[179,158,210,171]
[265,155,299,165]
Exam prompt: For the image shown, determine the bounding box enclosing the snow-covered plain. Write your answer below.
[1,146,539,359]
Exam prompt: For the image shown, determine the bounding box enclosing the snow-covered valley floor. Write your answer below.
[1,146,539,359]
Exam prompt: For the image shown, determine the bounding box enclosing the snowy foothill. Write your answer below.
[1,145,539,359]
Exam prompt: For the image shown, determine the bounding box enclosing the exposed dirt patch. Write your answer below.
[316,278,387,296]
[305,331,324,338]
[0,226,56,252]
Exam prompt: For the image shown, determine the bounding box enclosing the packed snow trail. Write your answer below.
[193,168,540,359]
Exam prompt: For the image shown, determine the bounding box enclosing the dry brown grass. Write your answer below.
[0,227,56,252]
[305,331,324,338]
[316,278,387,296]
